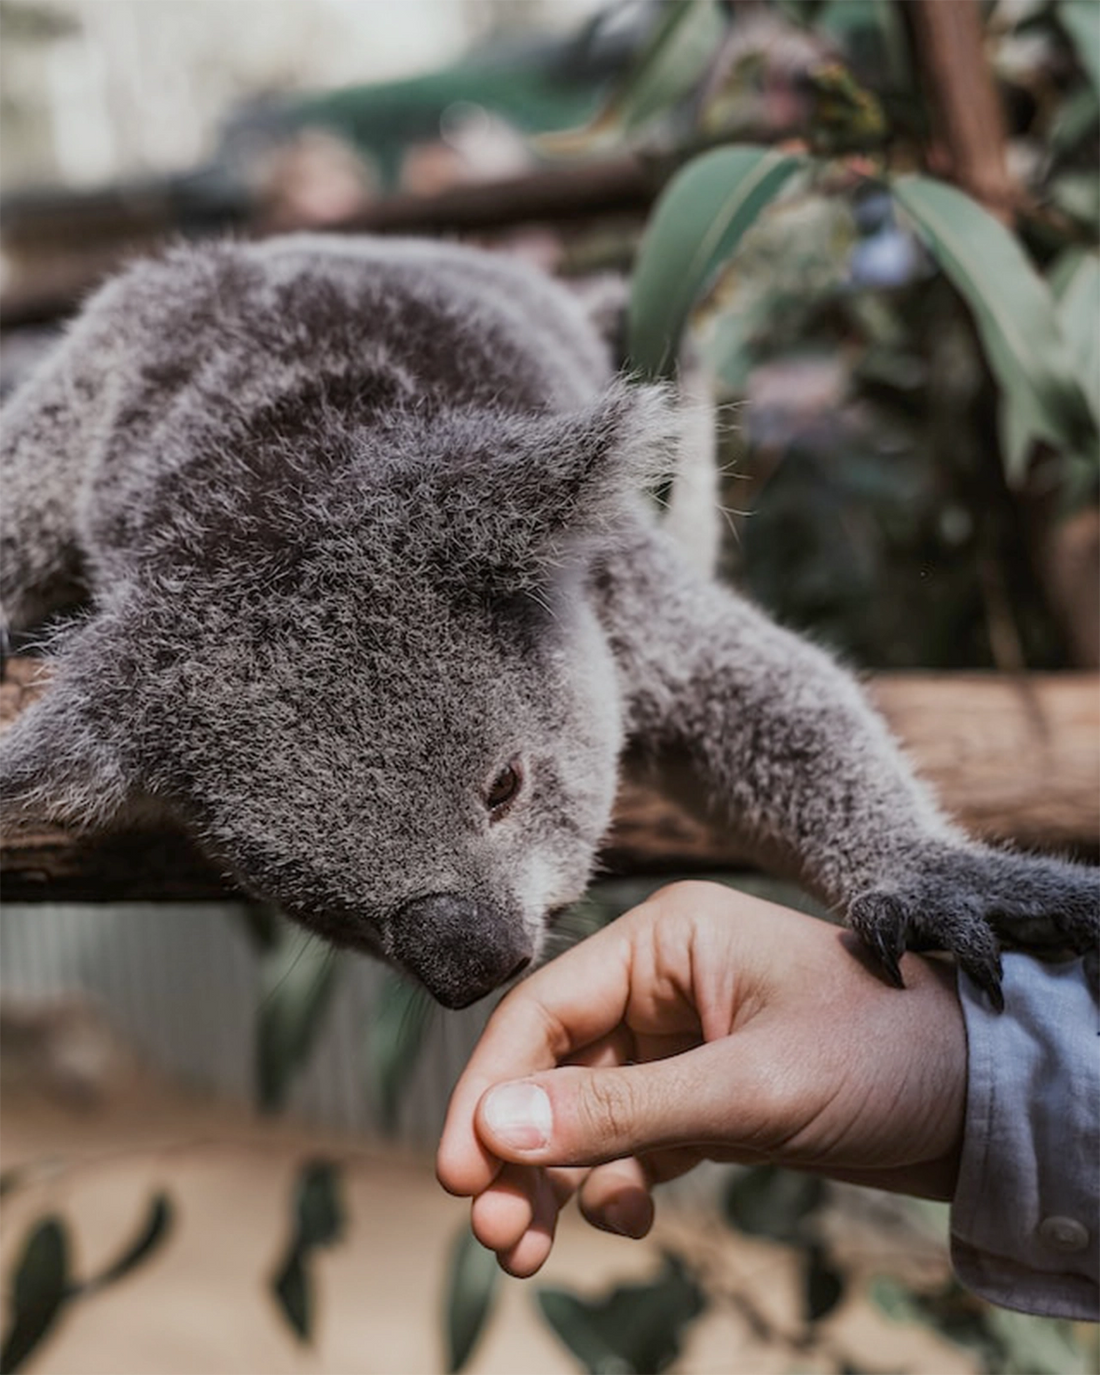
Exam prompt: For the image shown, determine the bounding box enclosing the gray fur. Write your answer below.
[1,235,1095,1008]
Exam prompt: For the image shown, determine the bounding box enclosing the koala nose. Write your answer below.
[388,893,534,1009]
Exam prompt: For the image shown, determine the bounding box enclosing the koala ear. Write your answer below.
[0,632,137,828]
[438,380,680,589]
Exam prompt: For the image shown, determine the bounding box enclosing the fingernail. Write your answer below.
[482,1082,552,1151]
[602,1193,654,1239]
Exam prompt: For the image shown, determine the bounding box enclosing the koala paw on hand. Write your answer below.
[849,843,1100,1010]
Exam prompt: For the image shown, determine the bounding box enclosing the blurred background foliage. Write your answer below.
[579,0,1099,673]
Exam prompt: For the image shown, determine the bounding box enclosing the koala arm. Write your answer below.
[598,526,1099,1004]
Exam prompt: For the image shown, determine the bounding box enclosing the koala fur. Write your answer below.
[1,234,1096,1008]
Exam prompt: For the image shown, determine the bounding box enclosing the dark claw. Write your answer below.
[867,927,905,989]
[1084,949,1098,999]
[962,949,1005,1013]
[849,892,907,989]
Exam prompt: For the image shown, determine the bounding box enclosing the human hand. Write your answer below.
[436,882,967,1277]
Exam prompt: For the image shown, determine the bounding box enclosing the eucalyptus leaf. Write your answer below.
[367,970,434,1135]
[868,1275,920,1324]
[628,145,806,378]
[83,1193,173,1294]
[535,0,727,157]
[892,174,1098,482]
[257,923,342,1111]
[269,1159,346,1346]
[536,1253,705,1375]
[272,1248,310,1343]
[1057,0,1100,95]
[294,1159,345,1249]
[987,1307,1091,1375]
[1,1216,71,1373]
[723,1165,825,1243]
[1049,83,1099,153]
[998,247,1100,483]
[444,1225,500,1373]
[803,1242,845,1323]
[1052,250,1100,424]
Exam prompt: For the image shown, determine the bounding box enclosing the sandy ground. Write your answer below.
[0,1011,983,1375]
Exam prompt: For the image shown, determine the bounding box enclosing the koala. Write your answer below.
[1,235,1095,1009]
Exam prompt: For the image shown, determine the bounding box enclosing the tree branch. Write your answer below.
[3,660,1096,901]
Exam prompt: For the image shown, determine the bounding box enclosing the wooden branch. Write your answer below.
[0,157,658,330]
[907,0,1016,219]
[2,659,1096,901]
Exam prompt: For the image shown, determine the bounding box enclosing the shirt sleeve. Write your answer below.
[951,952,1098,1321]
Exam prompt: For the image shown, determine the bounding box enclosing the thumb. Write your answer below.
[475,1048,736,1167]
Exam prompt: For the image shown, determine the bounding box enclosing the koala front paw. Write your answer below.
[847,843,1100,1011]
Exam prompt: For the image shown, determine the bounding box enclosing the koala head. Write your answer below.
[0,382,674,1007]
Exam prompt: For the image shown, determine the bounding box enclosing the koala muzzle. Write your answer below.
[389,893,533,1009]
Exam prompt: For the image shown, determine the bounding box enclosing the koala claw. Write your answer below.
[848,891,907,990]
[848,883,1006,1011]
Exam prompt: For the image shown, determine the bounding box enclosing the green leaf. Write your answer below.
[83,1193,173,1293]
[294,1159,345,1250]
[999,247,1100,485]
[536,0,727,157]
[269,1160,346,1346]
[1057,0,1100,95]
[367,971,434,1135]
[444,1225,501,1373]
[1049,83,1099,153]
[272,1247,310,1343]
[1052,249,1100,424]
[257,923,341,1112]
[536,1253,705,1375]
[1,1216,71,1373]
[987,1308,1090,1375]
[868,1275,920,1324]
[803,1243,845,1323]
[892,174,1099,483]
[723,1165,825,1244]
[627,145,806,378]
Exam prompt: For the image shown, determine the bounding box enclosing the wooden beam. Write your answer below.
[0,157,658,330]
[2,660,1096,901]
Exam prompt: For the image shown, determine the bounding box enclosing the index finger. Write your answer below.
[436,914,636,1197]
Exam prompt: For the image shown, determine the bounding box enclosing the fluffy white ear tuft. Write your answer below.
[433,379,683,591]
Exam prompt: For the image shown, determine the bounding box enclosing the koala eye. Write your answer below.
[485,758,523,819]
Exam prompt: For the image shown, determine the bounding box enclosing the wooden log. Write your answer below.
[0,157,658,331]
[2,659,1096,900]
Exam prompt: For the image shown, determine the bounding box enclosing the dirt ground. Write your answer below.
[0,1008,982,1375]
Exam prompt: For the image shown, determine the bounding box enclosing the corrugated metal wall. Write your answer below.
[0,875,819,1147]
[0,901,492,1145]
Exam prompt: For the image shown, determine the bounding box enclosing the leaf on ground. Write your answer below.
[444,1225,501,1373]
[83,1192,174,1293]
[803,1242,845,1323]
[723,1165,826,1244]
[536,1252,705,1375]
[269,1159,346,1346]
[0,1216,71,1374]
